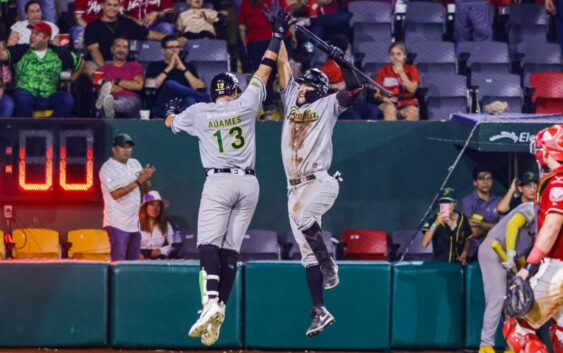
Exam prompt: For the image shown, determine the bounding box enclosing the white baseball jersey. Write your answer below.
[488,202,536,256]
[280,76,346,179]
[171,77,266,169]
[99,157,142,232]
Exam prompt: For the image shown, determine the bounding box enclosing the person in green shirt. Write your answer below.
[0,22,83,117]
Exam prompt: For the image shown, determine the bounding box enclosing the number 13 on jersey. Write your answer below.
[212,126,246,153]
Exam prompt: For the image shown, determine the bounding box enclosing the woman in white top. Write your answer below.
[139,190,174,259]
[8,0,59,46]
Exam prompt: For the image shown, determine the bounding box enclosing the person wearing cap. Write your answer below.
[496,171,539,215]
[8,0,59,46]
[422,187,474,264]
[99,133,156,261]
[139,190,176,260]
[477,200,537,353]
[0,22,83,117]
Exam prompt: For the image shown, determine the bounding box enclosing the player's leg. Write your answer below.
[201,176,259,346]
[291,175,340,289]
[289,214,335,337]
[188,177,236,341]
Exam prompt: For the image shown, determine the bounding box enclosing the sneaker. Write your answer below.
[479,346,495,353]
[188,299,224,339]
[321,257,339,290]
[102,95,115,119]
[95,81,112,110]
[200,302,226,346]
[305,306,335,337]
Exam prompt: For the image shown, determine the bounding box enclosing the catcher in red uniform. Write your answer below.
[503,124,563,353]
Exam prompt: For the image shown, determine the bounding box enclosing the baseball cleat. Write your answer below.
[200,302,226,346]
[305,306,335,337]
[188,299,224,339]
[321,257,339,290]
[478,346,495,353]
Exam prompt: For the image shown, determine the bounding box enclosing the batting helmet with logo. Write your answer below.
[296,68,329,96]
[210,72,242,102]
[531,124,563,168]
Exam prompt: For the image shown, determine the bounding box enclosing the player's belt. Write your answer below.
[206,168,255,176]
[288,174,317,186]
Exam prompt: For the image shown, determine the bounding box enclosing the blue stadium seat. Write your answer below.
[471,72,523,113]
[457,41,510,73]
[286,231,336,260]
[409,40,456,74]
[185,39,229,90]
[423,73,468,120]
[357,41,389,76]
[239,229,280,261]
[137,40,163,66]
[392,229,433,261]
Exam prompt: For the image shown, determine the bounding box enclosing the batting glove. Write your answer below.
[502,250,516,271]
[264,0,293,39]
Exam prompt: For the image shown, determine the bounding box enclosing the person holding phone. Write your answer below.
[422,187,474,264]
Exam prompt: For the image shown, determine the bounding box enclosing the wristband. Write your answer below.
[527,245,546,264]
[162,70,169,76]
[260,57,277,69]
[524,262,540,277]
[429,223,437,233]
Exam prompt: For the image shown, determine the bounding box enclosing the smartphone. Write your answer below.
[439,203,451,222]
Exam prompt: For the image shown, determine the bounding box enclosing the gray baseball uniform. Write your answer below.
[280,76,345,268]
[478,202,536,346]
[172,76,266,251]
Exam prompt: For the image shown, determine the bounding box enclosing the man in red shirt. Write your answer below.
[503,124,563,353]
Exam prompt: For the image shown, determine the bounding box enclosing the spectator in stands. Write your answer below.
[422,187,473,264]
[71,0,104,48]
[238,0,290,119]
[496,171,538,214]
[454,0,492,42]
[0,22,82,117]
[8,1,59,46]
[95,36,144,118]
[374,42,420,121]
[100,133,155,261]
[17,0,56,23]
[546,0,562,53]
[461,166,501,261]
[146,35,208,119]
[319,35,379,120]
[122,0,175,35]
[84,0,167,73]
[176,0,226,39]
[139,190,175,260]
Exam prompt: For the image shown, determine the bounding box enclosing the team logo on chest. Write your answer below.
[287,106,319,123]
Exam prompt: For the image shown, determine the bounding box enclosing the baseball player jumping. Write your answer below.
[503,124,563,353]
[477,201,536,353]
[276,40,364,336]
[164,2,292,346]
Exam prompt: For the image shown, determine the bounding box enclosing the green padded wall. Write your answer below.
[0,261,108,347]
[111,261,242,348]
[245,261,391,349]
[392,262,463,349]
[465,262,506,349]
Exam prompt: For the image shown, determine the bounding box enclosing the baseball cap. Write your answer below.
[438,187,457,202]
[141,190,170,208]
[519,171,538,186]
[112,133,135,146]
[30,22,52,38]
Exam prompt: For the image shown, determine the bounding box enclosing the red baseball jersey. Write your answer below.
[537,165,563,260]
[74,0,104,24]
[123,0,172,22]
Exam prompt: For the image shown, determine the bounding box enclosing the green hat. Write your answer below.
[113,133,135,146]
[519,171,538,186]
[438,187,457,202]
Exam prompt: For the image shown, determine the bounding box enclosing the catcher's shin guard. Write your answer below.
[503,317,549,353]
[303,222,330,265]
[550,320,563,353]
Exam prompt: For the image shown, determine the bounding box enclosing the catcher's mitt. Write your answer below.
[503,275,534,318]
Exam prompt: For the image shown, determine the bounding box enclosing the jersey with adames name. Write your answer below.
[171,77,266,169]
[537,166,563,260]
[488,202,536,256]
[280,76,346,179]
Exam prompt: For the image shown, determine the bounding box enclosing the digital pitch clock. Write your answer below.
[0,120,105,202]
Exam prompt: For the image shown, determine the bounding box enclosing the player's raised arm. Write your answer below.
[325,46,364,108]
[253,0,292,84]
[277,40,292,91]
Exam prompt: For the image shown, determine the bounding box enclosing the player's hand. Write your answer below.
[165,97,184,116]
[516,268,530,281]
[328,45,346,66]
[264,0,293,39]
[502,252,516,271]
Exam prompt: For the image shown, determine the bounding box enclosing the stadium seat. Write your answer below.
[423,73,468,120]
[357,41,390,77]
[518,42,562,86]
[12,228,60,259]
[67,229,110,261]
[471,73,523,113]
[178,232,198,260]
[341,229,388,260]
[350,1,392,51]
[506,3,548,54]
[457,41,510,73]
[404,2,445,41]
[409,40,456,74]
[392,229,433,261]
[286,231,336,260]
[353,23,392,52]
[239,229,280,261]
[137,40,163,63]
[523,64,563,88]
[185,39,229,89]
[530,72,563,113]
